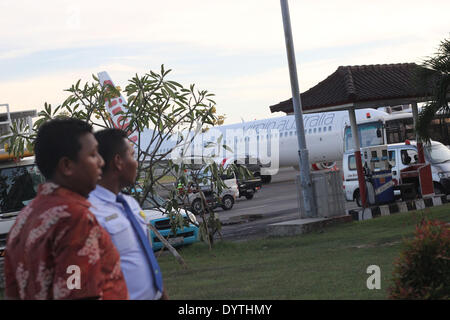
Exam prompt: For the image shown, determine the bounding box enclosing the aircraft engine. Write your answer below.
[311,161,337,171]
[293,162,337,171]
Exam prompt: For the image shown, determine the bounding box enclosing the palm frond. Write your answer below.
[415,37,450,141]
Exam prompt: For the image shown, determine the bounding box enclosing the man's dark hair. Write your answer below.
[34,118,93,179]
[94,128,128,173]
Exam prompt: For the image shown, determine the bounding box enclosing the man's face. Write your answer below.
[119,138,138,187]
[70,133,104,197]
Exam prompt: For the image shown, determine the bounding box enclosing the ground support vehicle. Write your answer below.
[141,195,199,251]
[186,185,237,215]
[245,162,271,184]
[176,162,239,215]
[221,157,263,199]
[0,156,44,289]
[343,140,450,206]
[237,177,262,200]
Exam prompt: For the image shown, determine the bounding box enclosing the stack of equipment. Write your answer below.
[361,145,395,205]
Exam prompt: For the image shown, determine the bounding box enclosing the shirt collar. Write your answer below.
[38,182,92,208]
[91,184,121,203]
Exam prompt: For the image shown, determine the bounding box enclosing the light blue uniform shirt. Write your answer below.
[89,185,162,300]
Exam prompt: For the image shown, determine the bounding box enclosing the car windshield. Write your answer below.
[142,194,167,210]
[424,144,450,164]
[0,164,45,215]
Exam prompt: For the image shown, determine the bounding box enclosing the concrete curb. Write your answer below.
[347,195,449,221]
[221,214,264,226]
[266,215,352,237]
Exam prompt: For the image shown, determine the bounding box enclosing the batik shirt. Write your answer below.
[4,182,129,300]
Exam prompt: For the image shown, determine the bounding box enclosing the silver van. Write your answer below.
[343,140,450,206]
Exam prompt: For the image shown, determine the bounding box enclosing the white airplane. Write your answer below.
[98,71,389,183]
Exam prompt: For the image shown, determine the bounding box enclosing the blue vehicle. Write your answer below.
[141,194,199,251]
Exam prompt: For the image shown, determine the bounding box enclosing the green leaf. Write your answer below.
[222,144,233,153]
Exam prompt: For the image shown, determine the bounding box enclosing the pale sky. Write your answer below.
[0,0,449,124]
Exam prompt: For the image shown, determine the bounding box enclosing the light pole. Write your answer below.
[280,0,316,218]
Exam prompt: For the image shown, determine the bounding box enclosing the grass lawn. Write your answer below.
[158,204,450,300]
[1,203,448,300]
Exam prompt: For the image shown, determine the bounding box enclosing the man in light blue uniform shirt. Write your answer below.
[89,128,168,300]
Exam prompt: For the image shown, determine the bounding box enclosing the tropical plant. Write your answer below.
[1,65,238,249]
[415,37,450,142]
[388,219,450,299]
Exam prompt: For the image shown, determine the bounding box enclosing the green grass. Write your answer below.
[158,204,450,300]
[1,204,449,300]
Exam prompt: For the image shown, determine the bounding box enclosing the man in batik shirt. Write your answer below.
[4,118,129,300]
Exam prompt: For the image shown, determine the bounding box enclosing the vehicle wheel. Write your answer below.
[221,195,234,210]
[354,189,362,207]
[245,193,254,200]
[261,175,272,184]
[191,199,203,215]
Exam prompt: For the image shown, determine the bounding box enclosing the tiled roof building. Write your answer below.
[270,63,437,114]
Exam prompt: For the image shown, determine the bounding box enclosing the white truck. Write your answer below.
[343,140,450,206]
[0,104,39,289]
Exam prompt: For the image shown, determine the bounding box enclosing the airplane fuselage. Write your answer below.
[156,108,389,169]
[98,70,389,172]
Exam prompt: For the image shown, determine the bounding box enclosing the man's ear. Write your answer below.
[112,153,124,172]
[57,157,75,177]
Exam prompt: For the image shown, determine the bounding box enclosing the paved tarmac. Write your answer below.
[214,165,359,241]
[156,163,359,242]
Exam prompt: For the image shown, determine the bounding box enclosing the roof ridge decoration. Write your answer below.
[341,66,357,100]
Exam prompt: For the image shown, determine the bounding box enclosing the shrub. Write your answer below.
[388,219,450,299]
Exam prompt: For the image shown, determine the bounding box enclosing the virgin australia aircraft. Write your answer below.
[98,71,389,183]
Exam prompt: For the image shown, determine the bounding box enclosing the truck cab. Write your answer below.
[343,140,450,206]
[0,104,38,289]
[0,157,45,249]
[0,157,45,289]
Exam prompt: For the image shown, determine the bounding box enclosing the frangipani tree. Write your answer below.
[2,65,241,249]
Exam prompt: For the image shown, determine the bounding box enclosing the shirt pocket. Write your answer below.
[104,219,135,253]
